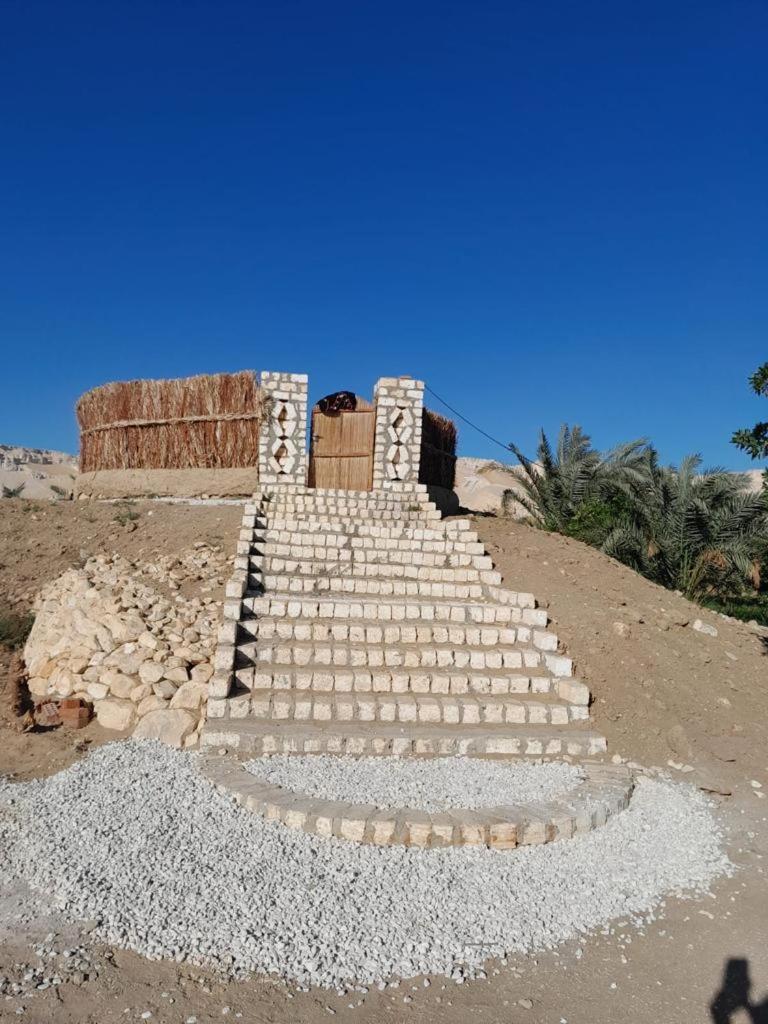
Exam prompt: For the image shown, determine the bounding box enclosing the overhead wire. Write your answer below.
[423,384,535,463]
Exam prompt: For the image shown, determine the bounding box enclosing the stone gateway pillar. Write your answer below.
[258,372,309,487]
[372,376,424,491]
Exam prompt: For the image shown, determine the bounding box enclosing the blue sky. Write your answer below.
[1,0,766,468]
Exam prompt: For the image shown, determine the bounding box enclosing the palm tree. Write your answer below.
[602,453,768,601]
[508,425,649,536]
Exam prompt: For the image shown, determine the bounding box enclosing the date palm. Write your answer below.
[508,425,649,534]
[602,453,767,600]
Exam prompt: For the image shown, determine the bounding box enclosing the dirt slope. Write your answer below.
[0,502,766,1023]
[476,515,768,790]
[0,499,242,609]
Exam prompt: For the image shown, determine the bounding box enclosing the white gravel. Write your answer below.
[0,741,731,991]
[244,754,585,811]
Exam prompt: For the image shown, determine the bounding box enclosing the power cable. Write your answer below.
[423,384,523,459]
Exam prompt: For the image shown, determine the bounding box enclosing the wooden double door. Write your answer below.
[308,393,375,491]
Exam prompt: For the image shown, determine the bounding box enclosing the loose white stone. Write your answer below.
[0,742,731,992]
[245,755,584,812]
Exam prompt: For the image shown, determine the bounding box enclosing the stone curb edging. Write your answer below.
[199,756,634,849]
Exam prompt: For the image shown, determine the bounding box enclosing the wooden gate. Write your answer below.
[308,394,376,490]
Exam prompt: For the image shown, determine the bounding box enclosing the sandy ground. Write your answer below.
[0,502,767,1023]
[0,498,243,608]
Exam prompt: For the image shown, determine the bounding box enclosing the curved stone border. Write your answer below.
[200,755,634,849]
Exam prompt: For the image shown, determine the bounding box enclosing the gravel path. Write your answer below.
[0,741,731,991]
[244,754,584,811]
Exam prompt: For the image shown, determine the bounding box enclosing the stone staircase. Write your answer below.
[202,484,607,758]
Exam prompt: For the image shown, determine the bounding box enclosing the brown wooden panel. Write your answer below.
[309,398,375,491]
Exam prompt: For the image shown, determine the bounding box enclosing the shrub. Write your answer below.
[511,425,768,606]
[113,501,139,526]
[0,611,34,650]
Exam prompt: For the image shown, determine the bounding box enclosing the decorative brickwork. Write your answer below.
[372,377,425,490]
[258,372,309,487]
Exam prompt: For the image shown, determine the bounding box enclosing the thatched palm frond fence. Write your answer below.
[77,371,264,471]
[419,408,457,489]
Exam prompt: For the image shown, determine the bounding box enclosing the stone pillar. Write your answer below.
[258,372,309,487]
[372,376,425,491]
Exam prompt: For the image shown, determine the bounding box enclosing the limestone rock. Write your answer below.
[133,709,196,748]
[692,619,718,638]
[28,677,50,698]
[138,661,165,686]
[153,680,178,699]
[95,698,137,732]
[103,670,137,699]
[190,662,214,684]
[138,631,160,650]
[137,694,168,717]
[170,682,207,711]
[49,667,76,697]
[164,666,189,684]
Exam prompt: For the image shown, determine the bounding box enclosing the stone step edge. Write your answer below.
[215,690,588,726]
[248,517,475,538]
[224,666,587,701]
[251,482,431,499]
[232,642,571,677]
[200,720,608,757]
[200,756,633,849]
[243,581,489,602]
[239,602,548,634]
[250,562,504,586]
[250,542,488,565]
[251,494,436,509]
[238,596,518,625]
[237,621,557,652]
[225,679,587,705]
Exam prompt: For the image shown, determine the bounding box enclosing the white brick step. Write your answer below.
[252,520,479,545]
[242,593,545,624]
[256,559,502,586]
[256,507,441,524]
[253,530,485,558]
[257,573,487,600]
[257,492,433,508]
[244,690,588,726]
[201,719,607,758]
[238,615,557,652]
[254,484,431,502]
[258,493,434,510]
[229,665,579,698]
[239,640,572,676]
[251,546,492,572]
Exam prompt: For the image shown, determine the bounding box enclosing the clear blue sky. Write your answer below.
[1,0,766,468]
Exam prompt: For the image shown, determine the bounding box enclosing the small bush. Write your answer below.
[701,595,768,626]
[0,611,34,650]
[564,494,634,548]
[2,483,25,498]
[50,484,69,498]
[113,501,139,526]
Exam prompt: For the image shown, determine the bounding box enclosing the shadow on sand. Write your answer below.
[711,959,768,1023]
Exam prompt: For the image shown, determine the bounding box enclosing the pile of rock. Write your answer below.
[24,550,223,747]
[131,542,229,596]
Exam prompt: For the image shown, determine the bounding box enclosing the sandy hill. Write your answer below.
[0,444,78,500]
